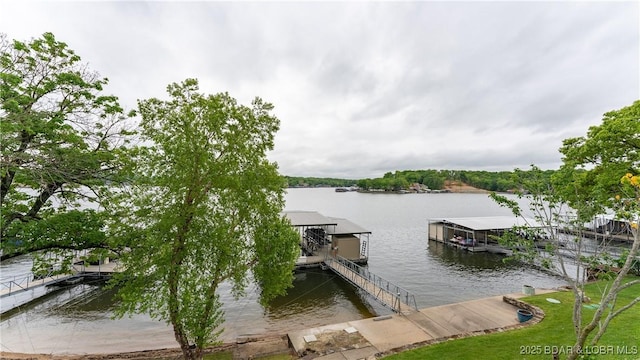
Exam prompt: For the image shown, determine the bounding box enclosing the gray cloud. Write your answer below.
[2,1,637,179]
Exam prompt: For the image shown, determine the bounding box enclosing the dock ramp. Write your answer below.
[0,271,79,315]
[325,256,418,314]
[1,261,120,314]
[0,272,75,297]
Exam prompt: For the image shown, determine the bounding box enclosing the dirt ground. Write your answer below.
[443,180,488,193]
[296,330,371,358]
[0,330,372,360]
[0,335,292,360]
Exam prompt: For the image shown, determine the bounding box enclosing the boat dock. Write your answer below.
[284,211,371,269]
[0,260,121,315]
[285,211,417,314]
[427,216,541,255]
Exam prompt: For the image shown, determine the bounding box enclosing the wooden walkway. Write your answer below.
[325,257,417,314]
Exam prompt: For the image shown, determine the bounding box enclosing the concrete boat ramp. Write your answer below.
[288,289,557,359]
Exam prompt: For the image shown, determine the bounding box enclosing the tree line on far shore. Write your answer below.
[286,168,556,192]
[2,31,638,360]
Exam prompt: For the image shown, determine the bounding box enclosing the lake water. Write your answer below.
[0,188,568,354]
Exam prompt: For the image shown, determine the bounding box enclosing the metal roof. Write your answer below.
[327,217,371,235]
[283,211,338,227]
[429,216,542,231]
[282,211,371,235]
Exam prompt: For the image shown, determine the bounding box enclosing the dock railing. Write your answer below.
[325,256,418,313]
[0,270,71,297]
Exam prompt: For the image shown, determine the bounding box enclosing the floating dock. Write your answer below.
[427,216,541,255]
[284,211,417,313]
[0,260,122,315]
[283,211,371,269]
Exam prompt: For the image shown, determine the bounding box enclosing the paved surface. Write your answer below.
[288,288,558,359]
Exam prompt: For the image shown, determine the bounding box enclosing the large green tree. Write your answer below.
[111,79,300,360]
[0,33,132,265]
[555,100,640,218]
[492,101,639,360]
[555,101,640,358]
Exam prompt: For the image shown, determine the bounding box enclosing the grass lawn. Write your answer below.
[384,277,639,359]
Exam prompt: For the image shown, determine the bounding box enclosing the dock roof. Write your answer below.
[327,217,371,235]
[282,211,371,235]
[283,211,338,227]
[429,216,542,231]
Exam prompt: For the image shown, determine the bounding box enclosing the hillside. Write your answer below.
[443,180,489,193]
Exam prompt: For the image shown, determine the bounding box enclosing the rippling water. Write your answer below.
[0,189,568,353]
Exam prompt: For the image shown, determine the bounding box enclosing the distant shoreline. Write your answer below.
[291,185,490,194]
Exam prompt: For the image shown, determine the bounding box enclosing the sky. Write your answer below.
[1,1,638,179]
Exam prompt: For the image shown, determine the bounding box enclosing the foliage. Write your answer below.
[490,101,640,360]
[286,169,552,192]
[357,169,530,192]
[110,79,300,360]
[554,100,640,217]
[384,277,640,360]
[284,176,356,188]
[455,170,525,192]
[0,32,133,266]
[613,249,640,276]
[357,170,446,191]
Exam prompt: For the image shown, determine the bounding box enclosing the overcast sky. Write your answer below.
[1,1,638,179]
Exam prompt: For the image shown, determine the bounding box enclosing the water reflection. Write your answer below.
[265,270,377,320]
[1,190,572,354]
[427,240,517,271]
[53,283,118,319]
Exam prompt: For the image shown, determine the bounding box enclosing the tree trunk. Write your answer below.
[1,129,33,205]
[1,181,60,238]
[173,323,197,360]
[567,228,640,360]
[170,192,198,359]
[0,169,16,205]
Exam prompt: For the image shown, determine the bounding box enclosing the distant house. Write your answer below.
[409,183,430,193]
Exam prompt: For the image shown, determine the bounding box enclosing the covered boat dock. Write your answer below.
[428,216,542,255]
[284,211,371,268]
[284,211,417,313]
